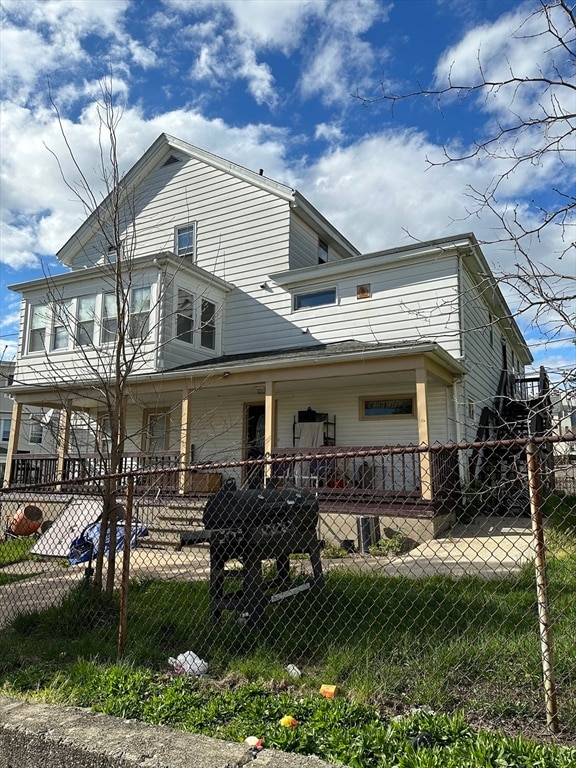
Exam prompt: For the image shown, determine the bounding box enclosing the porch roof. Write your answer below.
[162,339,467,378]
[1,340,466,406]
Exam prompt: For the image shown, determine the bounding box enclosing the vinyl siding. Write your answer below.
[459,263,526,441]
[277,254,463,358]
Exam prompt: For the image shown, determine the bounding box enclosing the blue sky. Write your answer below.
[1,0,574,376]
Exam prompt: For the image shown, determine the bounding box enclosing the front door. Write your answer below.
[244,403,265,488]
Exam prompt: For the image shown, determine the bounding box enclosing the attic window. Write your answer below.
[176,223,196,258]
[318,238,329,264]
[163,154,180,166]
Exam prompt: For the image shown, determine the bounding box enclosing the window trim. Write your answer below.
[359,395,416,420]
[175,222,196,259]
[294,287,337,311]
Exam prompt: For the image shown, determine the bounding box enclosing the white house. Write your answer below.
[2,134,547,538]
[0,362,59,482]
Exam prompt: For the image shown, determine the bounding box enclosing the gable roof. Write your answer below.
[57,134,359,267]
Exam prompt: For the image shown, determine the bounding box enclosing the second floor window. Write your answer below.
[294,288,336,310]
[52,301,72,350]
[76,295,96,346]
[176,289,194,343]
[102,293,118,343]
[200,299,216,350]
[29,305,49,352]
[176,223,196,258]
[130,286,151,339]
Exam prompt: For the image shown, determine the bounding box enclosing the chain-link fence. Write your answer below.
[1,435,575,742]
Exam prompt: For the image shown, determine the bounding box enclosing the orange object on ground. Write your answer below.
[319,684,337,698]
[9,505,43,536]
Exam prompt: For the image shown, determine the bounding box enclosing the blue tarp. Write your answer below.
[68,519,148,565]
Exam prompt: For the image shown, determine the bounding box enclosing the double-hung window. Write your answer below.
[76,295,96,346]
[102,293,118,343]
[0,417,10,443]
[145,411,169,453]
[29,419,43,445]
[29,304,49,353]
[176,289,194,343]
[176,223,196,258]
[52,300,72,350]
[200,299,216,350]
[130,286,151,339]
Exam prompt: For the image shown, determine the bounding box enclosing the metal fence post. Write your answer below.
[526,440,558,734]
[118,474,134,657]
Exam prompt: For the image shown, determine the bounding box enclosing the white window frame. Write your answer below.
[175,223,196,258]
[51,300,72,351]
[294,287,337,311]
[29,419,43,445]
[76,294,97,347]
[102,293,119,344]
[318,238,329,264]
[28,304,49,353]
[143,410,170,453]
[0,417,10,443]
[129,286,152,340]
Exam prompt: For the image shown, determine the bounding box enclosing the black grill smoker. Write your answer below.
[181,482,324,626]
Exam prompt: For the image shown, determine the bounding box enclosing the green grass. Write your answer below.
[545,494,576,556]
[0,537,36,567]
[1,552,575,766]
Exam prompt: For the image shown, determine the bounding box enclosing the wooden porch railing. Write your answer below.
[8,446,461,505]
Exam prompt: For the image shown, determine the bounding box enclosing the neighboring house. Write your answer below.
[551,389,576,460]
[1,134,549,537]
[0,362,58,481]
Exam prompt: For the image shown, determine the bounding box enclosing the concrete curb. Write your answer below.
[0,696,341,768]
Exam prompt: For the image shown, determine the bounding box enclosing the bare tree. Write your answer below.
[9,78,220,594]
[357,0,575,343]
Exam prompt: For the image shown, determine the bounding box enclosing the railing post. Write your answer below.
[527,440,558,734]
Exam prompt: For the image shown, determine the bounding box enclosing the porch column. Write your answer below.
[264,380,276,483]
[179,388,194,495]
[3,400,22,487]
[415,367,433,500]
[56,401,72,490]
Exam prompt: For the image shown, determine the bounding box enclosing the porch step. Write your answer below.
[139,502,207,551]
